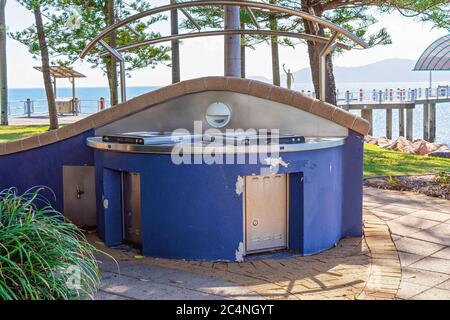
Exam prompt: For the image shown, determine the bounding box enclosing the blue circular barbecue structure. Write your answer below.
[0,77,370,261]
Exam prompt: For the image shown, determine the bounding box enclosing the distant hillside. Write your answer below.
[248,75,272,83]
[249,59,449,84]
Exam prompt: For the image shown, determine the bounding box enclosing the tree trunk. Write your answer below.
[34,5,58,130]
[269,0,280,86]
[0,0,8,125]
[224,2,241,77]
[301,1,337,104]
[106,0,118,106]
[170,0,180,83]
[240,21,245,78]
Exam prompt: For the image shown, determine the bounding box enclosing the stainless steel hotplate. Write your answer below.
[87,131,346,154]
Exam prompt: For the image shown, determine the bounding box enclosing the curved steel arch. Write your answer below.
[98,29,352,57]
[80,0,368,58]
[414,34,450,71]
[80,1,369,102]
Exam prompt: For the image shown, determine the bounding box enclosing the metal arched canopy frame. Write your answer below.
[80,1,369,102]
[81,0,368,58]
[98,30,352,57]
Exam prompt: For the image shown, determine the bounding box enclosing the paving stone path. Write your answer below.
[92,186,450,300]
[8,115,87,126]
[364,187,450,300]
[92,208,399,299]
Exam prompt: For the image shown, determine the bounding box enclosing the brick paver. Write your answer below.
[364,186,450,300]
[92,185,450,300]
[92,209,401,300]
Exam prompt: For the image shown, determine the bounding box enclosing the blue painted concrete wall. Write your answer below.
[0,130,95,212]
[0,129,364,261]
[95,132,364,260]
[342,130,365,237]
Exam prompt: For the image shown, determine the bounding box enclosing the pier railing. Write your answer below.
[297,85,450,104]
[7,98,111,117]
[335,85,450,104]
[330,85,449,143]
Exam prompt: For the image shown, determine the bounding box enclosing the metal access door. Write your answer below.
[245,174,287,253]
[122,172,142,246]
[63,166,96,227]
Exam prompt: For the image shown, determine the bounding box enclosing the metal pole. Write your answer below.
[72,77,77,115]
[224,1,241,77]
[119,60,126,103]
[245,7,259,28]
[170,0,180,83]
[319,54,326,101]
[319,31,338,101]
[26,98,32,118]
[0,0,8,125]
[429,70,432,91]
[99,39,126,103]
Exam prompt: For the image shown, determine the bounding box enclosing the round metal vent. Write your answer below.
[205,102,231,128]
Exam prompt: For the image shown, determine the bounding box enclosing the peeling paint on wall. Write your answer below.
[235,242,244,262]
[261,157,289,174]
[235,175,244,195]
[103,199,109,209]
[264,157,289,168]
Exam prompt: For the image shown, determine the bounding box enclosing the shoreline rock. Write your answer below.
[365,135,450,158]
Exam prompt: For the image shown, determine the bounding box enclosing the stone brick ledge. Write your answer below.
[0,76,370,156]
[358,211,402,300]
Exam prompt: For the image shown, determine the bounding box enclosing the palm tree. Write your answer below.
[0,0,8,125]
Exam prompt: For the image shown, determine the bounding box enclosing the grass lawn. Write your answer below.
[1,125,450,178]
[0,125,49,143]
[364,143,450,178]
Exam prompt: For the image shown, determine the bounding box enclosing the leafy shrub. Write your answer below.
[388,175,399,187]
[0,187,103,300]
[434,171,450,188]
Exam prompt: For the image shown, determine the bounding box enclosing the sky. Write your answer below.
[3,0,449,88]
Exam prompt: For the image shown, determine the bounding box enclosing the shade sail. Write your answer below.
[33,66,86,78]
[414,34,450,71]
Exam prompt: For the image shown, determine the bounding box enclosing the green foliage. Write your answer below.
[11,0,171,73]
[180,0,448,51]
[0,187,105,300]
[388,175,400,187]
[0,125,49,143]
[434,171,450,188]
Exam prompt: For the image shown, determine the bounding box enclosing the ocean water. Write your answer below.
[292,81,450,146]
[8,86,158,115]
[7,81,450,145]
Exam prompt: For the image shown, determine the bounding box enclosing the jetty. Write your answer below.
[336,86,450,142]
